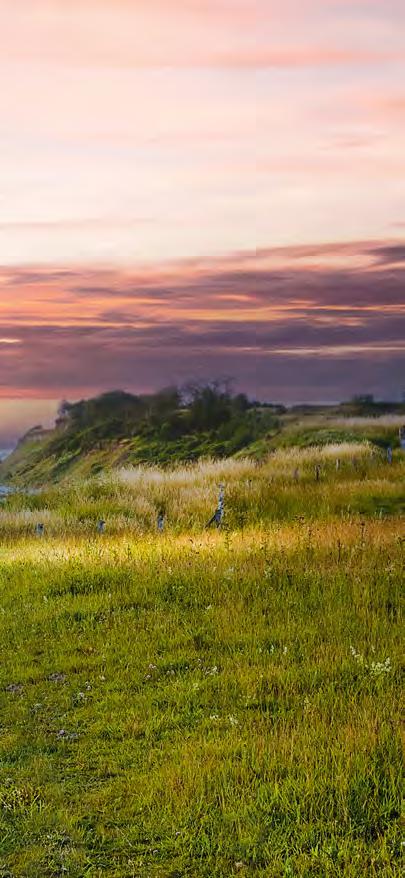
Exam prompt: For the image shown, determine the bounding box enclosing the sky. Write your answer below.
[0,0,404,442]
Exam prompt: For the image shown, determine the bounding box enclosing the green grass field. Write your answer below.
[0,445,403,876]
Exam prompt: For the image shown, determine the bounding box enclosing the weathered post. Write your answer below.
[207,484,225,528]
[97,519,106,534]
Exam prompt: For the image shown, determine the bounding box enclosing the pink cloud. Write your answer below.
[0,0,404,268]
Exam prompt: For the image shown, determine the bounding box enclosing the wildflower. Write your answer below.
[350,645,365,665]
[210,714,220,720]
[369,658,391,676]
[350,646,392,676]
[228,715,239,727]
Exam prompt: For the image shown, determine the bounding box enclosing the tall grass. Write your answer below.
[0,445,403,876]
[0,443,402,536]
[330,415,405,428]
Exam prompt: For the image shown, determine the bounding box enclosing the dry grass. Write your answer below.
[330,415,405,428]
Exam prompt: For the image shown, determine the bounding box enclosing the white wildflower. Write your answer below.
[370,658,391,676]
[350,646,392,676]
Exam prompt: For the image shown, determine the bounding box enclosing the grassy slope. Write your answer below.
[0,448,403,877]
[1,406,404,488]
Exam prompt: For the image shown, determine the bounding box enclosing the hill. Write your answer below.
[1,386,404,487]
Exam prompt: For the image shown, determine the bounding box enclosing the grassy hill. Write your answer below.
[0,447,403,876]
[1,387,404,487]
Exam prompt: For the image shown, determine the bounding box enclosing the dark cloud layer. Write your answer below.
[0,241,404,415]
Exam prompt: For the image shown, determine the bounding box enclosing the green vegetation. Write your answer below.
[0,446,403,876]
[0,385,283,485]
[1,386,404,487]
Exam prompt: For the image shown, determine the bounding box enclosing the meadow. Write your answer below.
[0,444,403,877]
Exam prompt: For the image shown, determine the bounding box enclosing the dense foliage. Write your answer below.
[52,385,281,456]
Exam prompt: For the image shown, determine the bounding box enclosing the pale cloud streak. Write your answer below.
[0,1,403,438]
[0,1,404,264]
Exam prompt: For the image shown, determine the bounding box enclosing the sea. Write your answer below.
[0,448,40,496]
[0,448,13,495]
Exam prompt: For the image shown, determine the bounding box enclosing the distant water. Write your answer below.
[0,485,13,496]
[0,448,41,496]
[0,448,13,495]
[0,461,40,495]
[0,448,13,461]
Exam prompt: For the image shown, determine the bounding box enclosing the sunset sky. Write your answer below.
[0,0,404,443]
